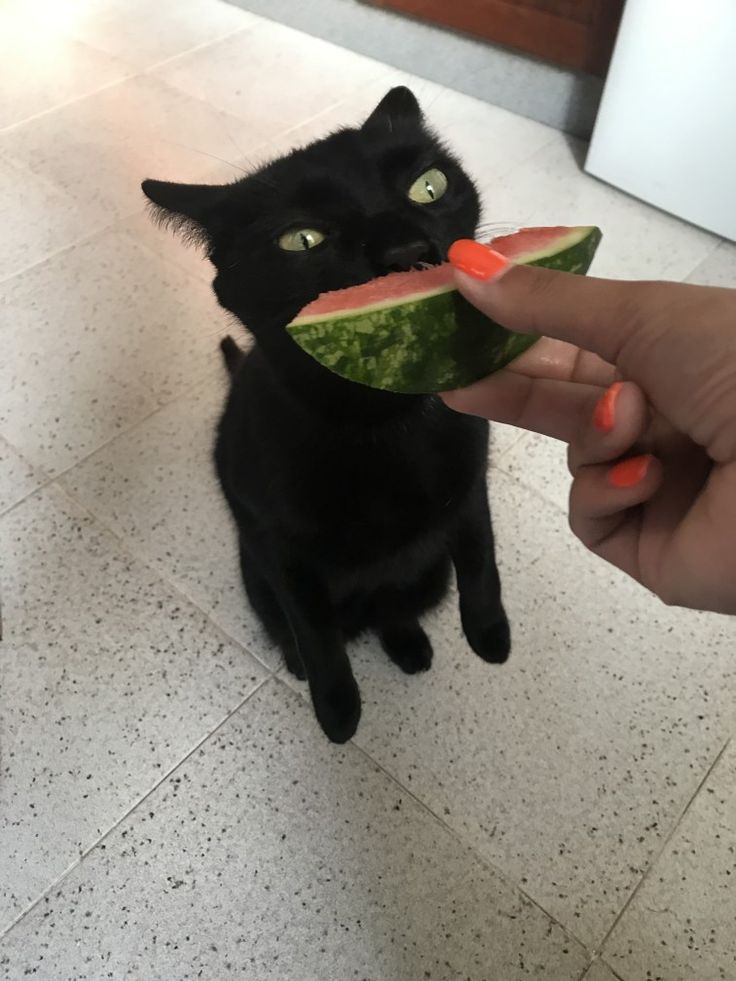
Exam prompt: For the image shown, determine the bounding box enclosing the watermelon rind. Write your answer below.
[287,225,602,394]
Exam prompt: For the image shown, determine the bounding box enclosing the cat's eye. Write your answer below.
[407,168,448,205]
[278,228,326,251]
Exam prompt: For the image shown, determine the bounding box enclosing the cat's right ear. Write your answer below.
[362,86,422,134]
[141,179,225,244]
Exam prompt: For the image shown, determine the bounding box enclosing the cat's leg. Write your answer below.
[257,545,361,743]
[378,618,433,674]
[238,537,305,680]
[451,478,511,664]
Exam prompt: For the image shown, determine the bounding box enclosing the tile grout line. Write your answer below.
[0,214,127,287]
[0,393,173,522]
[137,24,255,77]
[0,72,140,137]
[592,735,733,962]
[0,14,259,138]
[0,673,276,943]
[319,687,594,958]
[45,476,280,676]
[677,235,726,283]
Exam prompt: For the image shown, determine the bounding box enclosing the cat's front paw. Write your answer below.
[312,678,362,744]
[379,621,434,674]
[462,610,511,664]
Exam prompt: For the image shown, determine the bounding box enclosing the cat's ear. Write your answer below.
[141,179,226,245]
[362,86,422,133]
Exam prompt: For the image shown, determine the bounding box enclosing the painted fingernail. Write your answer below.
[448,240,511,281]
[593,381,623,433]
[607,454,653,489]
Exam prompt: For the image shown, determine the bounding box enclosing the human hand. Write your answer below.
[442,240,736,615]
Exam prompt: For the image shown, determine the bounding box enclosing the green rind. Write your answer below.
[287,226,602,394]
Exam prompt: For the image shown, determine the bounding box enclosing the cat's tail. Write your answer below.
[220,335,244,377]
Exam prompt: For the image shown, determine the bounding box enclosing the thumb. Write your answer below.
[450,246,654,366]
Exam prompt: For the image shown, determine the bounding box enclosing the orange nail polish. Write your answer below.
[593,382,623,433]
[608,454,652,489]
[448,240,511,281]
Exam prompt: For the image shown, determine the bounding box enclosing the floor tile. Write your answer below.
[685,238,736,287]
[60,373,281,671]
[0,74,261,246]
[0,680,587,980]
[0,227,227,476]
[283,472,736,946]
[5,0,257,72]
[0,485,266,932]
[490,422,527,461]
[499,431,571,512]
[0,437,44,516]
[604,740,736,981]
[582,962,621,981]
[0,153,100,283]
[154,18,388,139]
[0,11,130,130]
[492,136,720,281]
[119,209,215,285]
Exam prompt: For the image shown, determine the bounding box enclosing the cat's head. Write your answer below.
[142,87,479,364]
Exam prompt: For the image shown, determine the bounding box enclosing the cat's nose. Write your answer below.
[380,239,433,271]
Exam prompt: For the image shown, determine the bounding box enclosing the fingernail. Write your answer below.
[607,454,653,489]
[448,240,511,281]
[593,382,623,433]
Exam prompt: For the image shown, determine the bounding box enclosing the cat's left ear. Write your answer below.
[141,178,226,243]
[362,86,422,133]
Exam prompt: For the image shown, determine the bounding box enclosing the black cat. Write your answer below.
[142,87,510,743]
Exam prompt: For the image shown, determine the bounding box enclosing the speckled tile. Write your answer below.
[0,74,261,246]
[4,0,258,72]
[604,740,736,981]
[490,422,527,461]
[498,430,571,513]
[0,437,44,515]
[60,373,281,671]
[119,209,215,285]
[0,485,266,932]
[0,10,130,130]
[581,962,622,981]
[685,238,736,287]
[0,680,587,980]
[282,471,736,946]
[153,18,388,140]
[0,226,227,476]
[492,135,720,281]
[0,153,99,283]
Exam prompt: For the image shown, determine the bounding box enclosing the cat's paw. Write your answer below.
[283,648,306,681]
[463,612,511,664]
[312,679,362,744]
[380,622,434,674]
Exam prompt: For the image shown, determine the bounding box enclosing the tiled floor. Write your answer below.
[1,2,735,979]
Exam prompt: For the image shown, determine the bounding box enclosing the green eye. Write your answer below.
[408,167,448,204]
[278,228,326,251]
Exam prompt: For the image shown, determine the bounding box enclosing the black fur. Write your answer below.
[142,87,509,743]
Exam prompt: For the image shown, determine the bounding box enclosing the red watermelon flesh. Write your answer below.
[295,226,584,323]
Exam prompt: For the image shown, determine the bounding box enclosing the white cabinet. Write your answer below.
[586,0,736,241]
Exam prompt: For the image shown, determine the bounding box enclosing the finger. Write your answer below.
[569,455,664,581]
[567,381,650,474]
[441,371,605,442]
[504,337,616,388]
[449,252,710,368]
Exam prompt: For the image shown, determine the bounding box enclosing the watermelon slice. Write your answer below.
[286,225,602,394]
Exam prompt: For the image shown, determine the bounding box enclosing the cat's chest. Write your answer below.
[278,412,487,557]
